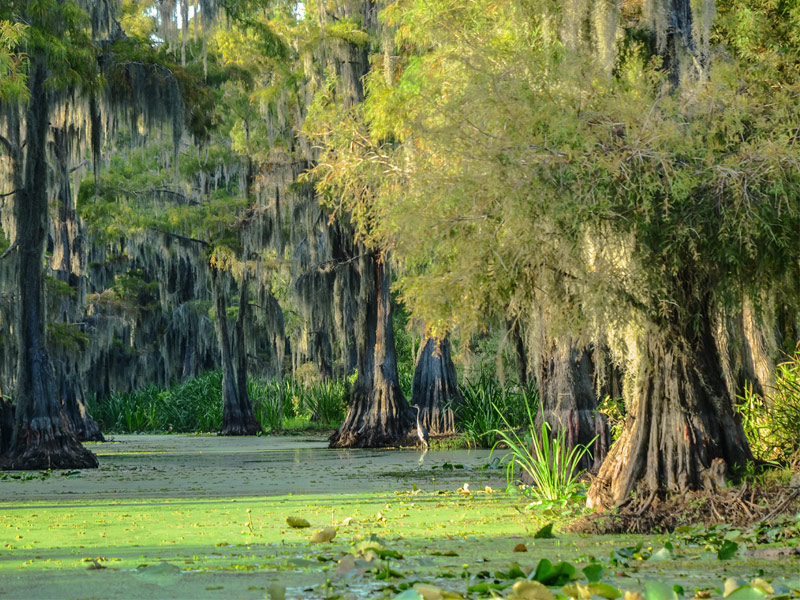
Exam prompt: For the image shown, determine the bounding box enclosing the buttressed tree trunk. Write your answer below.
[587,303,753,509]
[330,253,415,447]
[212,267,262,436]
[411,336,461,435]
[534,339,610,474]
[1,59,98,469]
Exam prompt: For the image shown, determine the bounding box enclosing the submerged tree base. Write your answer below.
[1,431,99,470]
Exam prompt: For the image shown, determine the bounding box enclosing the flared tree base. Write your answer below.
[1,429,98,470]
[330,384,416,448]
[221,417,263,436]
[587,335,751,509]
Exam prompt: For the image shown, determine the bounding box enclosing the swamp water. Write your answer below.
[0,435,798,599]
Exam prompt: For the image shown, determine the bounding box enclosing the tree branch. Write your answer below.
[0,190,18,199]
[150,228,210,247]
[0,240,18,261]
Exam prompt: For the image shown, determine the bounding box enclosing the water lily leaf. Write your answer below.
[588,583,622,599]
[583,564,603,583]
[534,523,556,539]
[514,543,528,552]
[750,580,773,595]
[310,527,336,543]
[286,516,311,528]
[393,590,424,600]
[508,566,527,579]
[717,541,738,560]
[510,580,556,600]
[531,559,576,586]
[644,580,679,600]
[414,583,444,600]
[649,547,672,562]
[724,586,767,600]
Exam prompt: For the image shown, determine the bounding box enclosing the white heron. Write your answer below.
[412,404,429,448]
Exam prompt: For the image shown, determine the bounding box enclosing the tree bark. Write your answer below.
[330,253,415,448]
[1,58,98,470]
[0,397,14,455]
[411,336,461,435]
[587,312,753,509]
[534,338,610,474]
[212,267,262,436]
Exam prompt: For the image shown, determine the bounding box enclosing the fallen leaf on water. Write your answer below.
[286,516,310,528]
[310,527,336,543]
[513,543,528,552]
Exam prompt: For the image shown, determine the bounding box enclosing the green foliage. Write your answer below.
[89,372,347,434]
[596,395,626,442]
[45,321,89,351]
[736,346,800,464]
[0,19,28,101]
[492,401,595,503]
[456,371,538,448]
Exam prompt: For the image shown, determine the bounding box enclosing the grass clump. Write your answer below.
[736,345,800,465]
[492,401,595,504]
[455,370,538,447]
[89,371,347,434]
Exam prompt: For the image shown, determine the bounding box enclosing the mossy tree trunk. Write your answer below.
[411,336,461,435]
[1,58,98,469]
[330,253,415,448]
[587,301,753,508]
[534,338,610,474]
[212,267,261,436]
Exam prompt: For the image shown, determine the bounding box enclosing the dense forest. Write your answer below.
[1,0,799,514]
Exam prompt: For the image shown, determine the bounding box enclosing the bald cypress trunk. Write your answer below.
[1,59,98,470]
[212,268,262,436]
[411,336,460,435]
[535,339,610,474]
[330,253,415,448]
[587,301,753,508]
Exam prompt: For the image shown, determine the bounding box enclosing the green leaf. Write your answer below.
[582,564,604,583]
[645,580,680,600]
[534,523,556,539]
[649,547,672,562]
[717,540,738,560]
[724,586,768,600]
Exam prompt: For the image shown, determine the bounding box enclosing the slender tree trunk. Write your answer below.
[212,267,262,435]
[587,309,753,508]
[52,126,103,442]
[2,59,98,469]
[508,319,529,386]
[330,253,415,448]
[411,336,461,435]
[0,397,14,455]
[534,338,610,474]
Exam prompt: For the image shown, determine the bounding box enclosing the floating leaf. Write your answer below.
[286,516,311,528]
[725,586,768,600]
[649,547,672,562]
[717,540,738,560]
[583,564,604,583]
[514,543,528,553]
[310,527,336,543]
[394,590,424,600]
[414,583,444,600]
[534,523,556,539]
[644,580,679,600]
[509,580,556,600]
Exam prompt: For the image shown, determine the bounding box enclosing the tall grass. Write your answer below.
[736,345,800,464]
[89,371,347,434]
[455,370,538,447]
[491,400,595,503]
